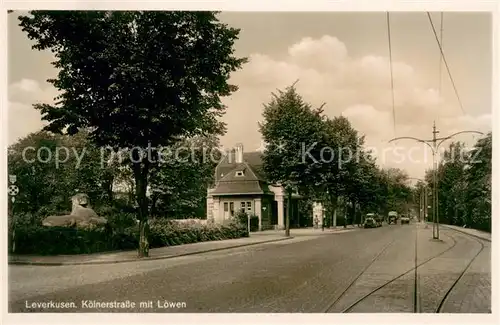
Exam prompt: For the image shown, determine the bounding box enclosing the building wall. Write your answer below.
[206,189,214,222]
[208,195,259,223]
[207,184,322,230]
[259,196,274,230]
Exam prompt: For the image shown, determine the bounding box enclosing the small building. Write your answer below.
[206,143,323,230]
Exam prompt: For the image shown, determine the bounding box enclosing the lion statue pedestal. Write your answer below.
[42,193,108,228]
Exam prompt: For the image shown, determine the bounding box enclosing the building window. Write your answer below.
[230,202,234,216]
[246,201,252,211]
[236,171,244,177]
[224,202,228,212]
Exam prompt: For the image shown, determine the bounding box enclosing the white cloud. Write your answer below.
[222,35,491,178]
[7,79,57,145]
[8,101,45,145]
[7,37,490,180]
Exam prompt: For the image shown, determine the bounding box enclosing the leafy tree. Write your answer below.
[149,135,221,219]
[8,130,114,222]
[436,142,469,225]
[464,132,492,231]
[412,180,427,222]
[348,153,386,222]
[18,11,246,257]
[259,82,325,236]
[427,132,491,231]
[381,168,411,214]
[319,116,362,227]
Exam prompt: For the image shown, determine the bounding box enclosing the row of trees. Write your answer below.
[11,11,433,258]
[14,10,247,256]
[259,83,414,227]
[425,133,492,232]
[8,131,220,223]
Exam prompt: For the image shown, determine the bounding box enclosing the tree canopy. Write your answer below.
[430,133,492,231]
[259,83,415,227]
[18,11,246,256]
[8,130,116,222]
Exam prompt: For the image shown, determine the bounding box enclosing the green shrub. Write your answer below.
[148,218,248,248]
[10,224,115,255]
[235,211,248,227]
[10,215,249,255]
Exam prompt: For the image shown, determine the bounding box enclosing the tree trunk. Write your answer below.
[103,175,114,204]
[330,195,338,228]
[351,200,357,226]
[128,181,135,206]
[151,195,159,218]
[285,189,291,237]
[454,204,458,226]
[132,159,150,258]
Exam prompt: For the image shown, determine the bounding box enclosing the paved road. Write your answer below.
[8,223,491,313]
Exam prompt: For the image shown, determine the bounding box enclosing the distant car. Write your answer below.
[401,215,410,224]
[366,213,383,227]
[364,217,377,228]
[388,211,398,224]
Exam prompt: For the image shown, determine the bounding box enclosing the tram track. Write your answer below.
[323,223,488,313]
[435,235,485,313]
[323,223,457,313]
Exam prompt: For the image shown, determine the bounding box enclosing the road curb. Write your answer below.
[440,225,491,242]
[8,236,295,266]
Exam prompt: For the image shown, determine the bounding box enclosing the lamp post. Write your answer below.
[388,122,483,240]
[406,177,426,223]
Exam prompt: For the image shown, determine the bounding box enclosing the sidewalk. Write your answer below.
[8,233,292,266]
[9,226,358,266]
[252,225,359,237]
[434,223,491,242]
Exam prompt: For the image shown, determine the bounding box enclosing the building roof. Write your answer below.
[212,151,273,196]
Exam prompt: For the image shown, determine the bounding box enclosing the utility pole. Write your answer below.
[407,177,426,223]
[389,123,483,240]
[419,189,423,222]
[423,186,427,222]
[432,121,439,239]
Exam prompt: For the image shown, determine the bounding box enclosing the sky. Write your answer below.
[7,11,493,180]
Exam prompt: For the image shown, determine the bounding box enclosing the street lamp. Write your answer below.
[388,122,483,240]
[406,177,427,223]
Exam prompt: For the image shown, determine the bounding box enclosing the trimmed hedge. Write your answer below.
[9,217,249,255]
[148,219,248,248]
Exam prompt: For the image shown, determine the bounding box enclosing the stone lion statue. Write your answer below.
[42,193,108,228]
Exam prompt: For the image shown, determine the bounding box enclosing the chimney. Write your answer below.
[235,143,244,163]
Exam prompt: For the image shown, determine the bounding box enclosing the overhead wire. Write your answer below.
[387,12,397,135]
[426,12,466,115]
[438,12,443,110]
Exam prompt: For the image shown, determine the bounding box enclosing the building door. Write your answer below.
[223,202,230,220]
[271,201,278,225]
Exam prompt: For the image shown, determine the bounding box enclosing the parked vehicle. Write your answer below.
[364,217,378,228]
[388,211,398,224]
[366,213,383,227]
[401,214,410,224]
